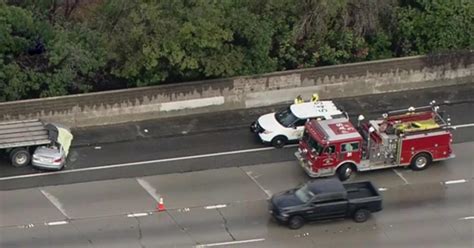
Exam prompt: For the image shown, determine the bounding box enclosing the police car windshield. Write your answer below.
[275,108,298,127]
[303,131,324,154]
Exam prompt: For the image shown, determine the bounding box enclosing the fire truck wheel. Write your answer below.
[410,153,432,171]
[271,136,287,148]
[337,163,355,181]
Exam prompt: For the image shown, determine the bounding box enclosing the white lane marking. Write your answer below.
[94,146,101,150]
[195,238,265,247]
[40,189,71,219]
[127,213,149,218]
[242,169,272,198]
[453,123,474,129]
[17,224,35,229]
[459,216,474,220]
[0,145,297,181]
[205,204,227,210]
[392,169,409,185]
[45,220,69,226]
[178,208,191,212]
[378,187,388,191]
[136,178,161,202]
[444,179,467,185]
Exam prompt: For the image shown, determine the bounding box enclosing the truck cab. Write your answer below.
[250,100,347,148]
[296,118,363,180]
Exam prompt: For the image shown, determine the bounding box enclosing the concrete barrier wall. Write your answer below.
[0,52,472,127]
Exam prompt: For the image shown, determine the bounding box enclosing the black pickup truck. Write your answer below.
[268,178,382,229]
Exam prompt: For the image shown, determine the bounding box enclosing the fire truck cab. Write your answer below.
[295,102,455,181]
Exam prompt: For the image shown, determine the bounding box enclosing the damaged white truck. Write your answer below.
[0,119,73,170]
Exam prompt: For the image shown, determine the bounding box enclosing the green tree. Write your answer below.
[1,0,472,101]
[94,0,236,86]
[0,2,107,101]
[395,0,474,55]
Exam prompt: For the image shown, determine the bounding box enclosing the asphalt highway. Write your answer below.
[0,84,474,190]
[0,142,472,247]
[1,84,473,247]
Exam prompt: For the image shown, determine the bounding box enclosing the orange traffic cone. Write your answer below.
[157,197,166,212]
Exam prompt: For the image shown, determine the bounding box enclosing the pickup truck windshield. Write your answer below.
[302,131,324,154]
[275,108,297,127]
[295,185,315,203]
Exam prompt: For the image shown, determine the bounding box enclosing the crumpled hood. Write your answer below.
[258,113,281,131]
[272,190,304,209]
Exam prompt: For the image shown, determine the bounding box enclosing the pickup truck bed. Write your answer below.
[344,181,380,199]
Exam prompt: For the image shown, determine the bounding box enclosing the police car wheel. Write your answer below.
[271,136,287,148]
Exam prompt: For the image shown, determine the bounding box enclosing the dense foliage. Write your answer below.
[0,0,472,101]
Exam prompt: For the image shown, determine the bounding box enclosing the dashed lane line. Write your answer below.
[205,204,227,210]
[45,220,69,226]
[17,224,35,229]
[195,238,265,247]
[127,213,150,218]
[444,179,467,185]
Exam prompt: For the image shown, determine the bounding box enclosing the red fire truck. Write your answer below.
[295,102,455,181]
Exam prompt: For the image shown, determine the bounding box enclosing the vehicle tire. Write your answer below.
[353,209,371,223]
[250,121,257,133]
[271,136,287,148]
[410,153,432,171]
[337,163,355,181]
[288,216,305,230]
[10,148,31,167]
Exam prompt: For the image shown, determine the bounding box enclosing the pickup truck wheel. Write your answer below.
[337,164,355,181]
[271,136,287,148]
[353,209,371,223]
[288,216,304,230]
[10,148,31,167]
[410,153,432,171]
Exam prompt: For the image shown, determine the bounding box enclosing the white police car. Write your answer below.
[250,100,347,148]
